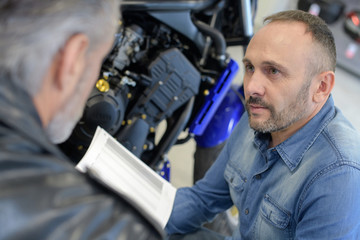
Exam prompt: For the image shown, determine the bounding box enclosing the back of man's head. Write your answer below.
[0,0,119,97]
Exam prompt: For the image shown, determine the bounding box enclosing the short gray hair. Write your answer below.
[0,0,120,96]
[264,10,336,77]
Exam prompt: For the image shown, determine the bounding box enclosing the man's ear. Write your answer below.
[313,71,335,103]
[54,34,89,93]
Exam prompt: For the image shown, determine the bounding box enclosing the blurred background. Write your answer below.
[169,0,360,188]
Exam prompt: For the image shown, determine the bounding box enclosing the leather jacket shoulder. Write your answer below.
[0,83,164,239]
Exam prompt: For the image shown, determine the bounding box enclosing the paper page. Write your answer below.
[76,127,176,228]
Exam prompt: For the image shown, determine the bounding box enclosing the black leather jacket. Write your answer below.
[0,80,164,240]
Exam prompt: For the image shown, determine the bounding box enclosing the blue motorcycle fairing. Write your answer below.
[189,59,239,136]
[195,85,245,148]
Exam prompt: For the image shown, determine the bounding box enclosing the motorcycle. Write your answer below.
[61,0,256,178]
[60,0,256,234]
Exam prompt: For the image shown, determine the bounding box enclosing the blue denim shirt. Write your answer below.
[166,96,360,239]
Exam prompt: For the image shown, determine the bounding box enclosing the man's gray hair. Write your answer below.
[0,0,119,96]
[264,10,336,77]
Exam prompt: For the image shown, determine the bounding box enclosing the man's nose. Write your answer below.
[244,71,265,97]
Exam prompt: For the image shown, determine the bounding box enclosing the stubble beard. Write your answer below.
[246,79,311,133]
[45,69,92,144]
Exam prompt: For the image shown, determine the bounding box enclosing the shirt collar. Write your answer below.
[254,95,336,171]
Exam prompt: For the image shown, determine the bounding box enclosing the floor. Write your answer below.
[168,0,360,188]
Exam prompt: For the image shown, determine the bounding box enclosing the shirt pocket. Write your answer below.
[255,194,294,239]
[261,194,290,228]
[224,163,246,193]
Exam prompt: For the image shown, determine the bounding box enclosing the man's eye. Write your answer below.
[272,69,279,74]
[268,67,280,75]
[245,64,254,72]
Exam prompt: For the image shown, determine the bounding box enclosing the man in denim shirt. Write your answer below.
[166,10,360,239]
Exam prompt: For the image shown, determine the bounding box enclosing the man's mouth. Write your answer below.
[248,104,268,114]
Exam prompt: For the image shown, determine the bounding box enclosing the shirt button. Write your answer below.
[255,174,261,180]
[244,208,249,215]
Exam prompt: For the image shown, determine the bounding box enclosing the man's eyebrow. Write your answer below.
[243,58,287,71]
[262,60,287,71]
[242,58,251,64]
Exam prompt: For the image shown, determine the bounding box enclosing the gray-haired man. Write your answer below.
[0,1,163,239]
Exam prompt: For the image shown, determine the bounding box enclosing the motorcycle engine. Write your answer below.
[61,22,201,162]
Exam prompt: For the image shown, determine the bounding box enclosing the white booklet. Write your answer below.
[76,126,176,228]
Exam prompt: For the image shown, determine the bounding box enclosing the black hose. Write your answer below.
[194,20,226,59]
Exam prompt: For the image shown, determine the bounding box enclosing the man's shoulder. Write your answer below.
[0,125,164,240]
[320,107,360,163]
[297,107,360,180]
[296,110,360,195]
